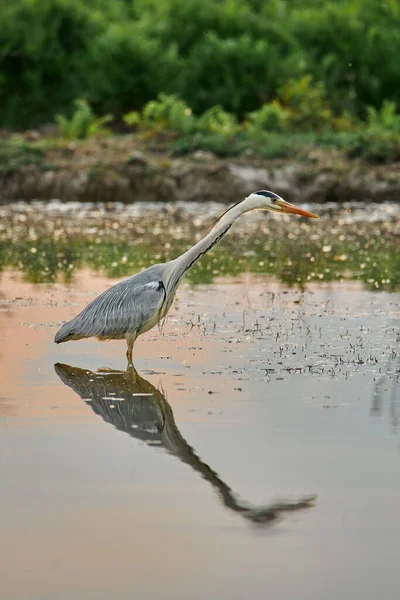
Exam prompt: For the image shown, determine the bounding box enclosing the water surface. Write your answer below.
[1,202,399,600]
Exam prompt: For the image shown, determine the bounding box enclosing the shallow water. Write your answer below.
[1,200,399,289]
[1,202,400,599]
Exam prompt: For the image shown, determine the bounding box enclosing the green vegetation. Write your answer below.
[2,89,400,168]
[0,140,44,175]
[2,226,398,290]
[1,1,400,163]
[1,0,400,134]
[122,92,400,162]
[56,98,112,140]
[1,207,399,291]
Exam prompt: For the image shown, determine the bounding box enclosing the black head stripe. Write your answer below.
[254,190,281,200]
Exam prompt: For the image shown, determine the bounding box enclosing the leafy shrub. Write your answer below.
[279,75,333,130]
[347,129,400,163]
[86,23,181,115]
[338,100,400,162]
[331,111,356,132]
[182,31,304,116]
[318,127,400,163]
[0,0,103,128]
[366,100,400,132]
[137,0,261,55]
[141,94,195,133]
[56,99,112,140]
[196,106,239,136]
[289,1,400,117]
[2,0,400,134]
[246,101,291,132]
[123,112,141,128]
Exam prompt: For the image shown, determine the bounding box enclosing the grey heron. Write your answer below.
[54,190,318,363]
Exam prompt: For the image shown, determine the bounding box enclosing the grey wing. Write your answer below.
[55,271,166,343]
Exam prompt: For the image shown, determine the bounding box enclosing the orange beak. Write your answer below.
[278,200,319,219]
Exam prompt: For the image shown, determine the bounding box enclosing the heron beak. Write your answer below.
[278,199,319,219]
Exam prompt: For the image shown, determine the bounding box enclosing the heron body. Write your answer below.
[54,190,318,363]
[55,266,169,341]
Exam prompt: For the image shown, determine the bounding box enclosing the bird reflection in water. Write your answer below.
[55,363,316,525]
[371,354,400,433]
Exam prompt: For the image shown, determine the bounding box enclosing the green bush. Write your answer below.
[181,32,303,116]
[318,126,400,163]
[0,0,104,128]
[341,99,400,162]
[196,106,239,136]
[288,1,400,115]
[279,75,333,130]
[135,0,271,56]
[134,94,195,133]
[347,129,400,163]
[246,101,291,132]
[123,112,141,128]
[86,23,181,116]
[56,99,112,140]
[2,0,400,132]
[366,100,400,132]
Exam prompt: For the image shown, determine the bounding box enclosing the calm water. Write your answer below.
[1,202,399,600]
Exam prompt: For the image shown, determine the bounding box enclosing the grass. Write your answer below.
[3,89,400,166]
[0,140,44,175]
[1,203,399,291]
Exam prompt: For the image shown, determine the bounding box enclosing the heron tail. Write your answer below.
[54,320,78,343]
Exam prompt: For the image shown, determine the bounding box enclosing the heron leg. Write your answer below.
[126,334,135,366]
[126,363,137,382]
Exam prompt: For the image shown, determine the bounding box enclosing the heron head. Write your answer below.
[246,190,319,218]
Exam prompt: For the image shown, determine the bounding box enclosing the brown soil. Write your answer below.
[2,135,400,203]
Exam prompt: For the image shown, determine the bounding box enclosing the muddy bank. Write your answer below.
[1,137,400,203]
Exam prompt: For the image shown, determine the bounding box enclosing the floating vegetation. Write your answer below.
[0,201,399,290]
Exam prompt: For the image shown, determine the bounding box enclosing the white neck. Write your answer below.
[164,196,260,293]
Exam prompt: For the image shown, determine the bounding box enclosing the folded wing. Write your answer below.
[54,275,166,343]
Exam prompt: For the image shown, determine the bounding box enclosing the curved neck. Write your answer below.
[165,197,256,292]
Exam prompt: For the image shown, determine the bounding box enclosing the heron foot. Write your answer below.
[126,363,137,382]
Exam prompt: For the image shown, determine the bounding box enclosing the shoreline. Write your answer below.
[1,136,400,203]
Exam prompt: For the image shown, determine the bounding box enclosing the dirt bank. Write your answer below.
[1,135,400,203]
